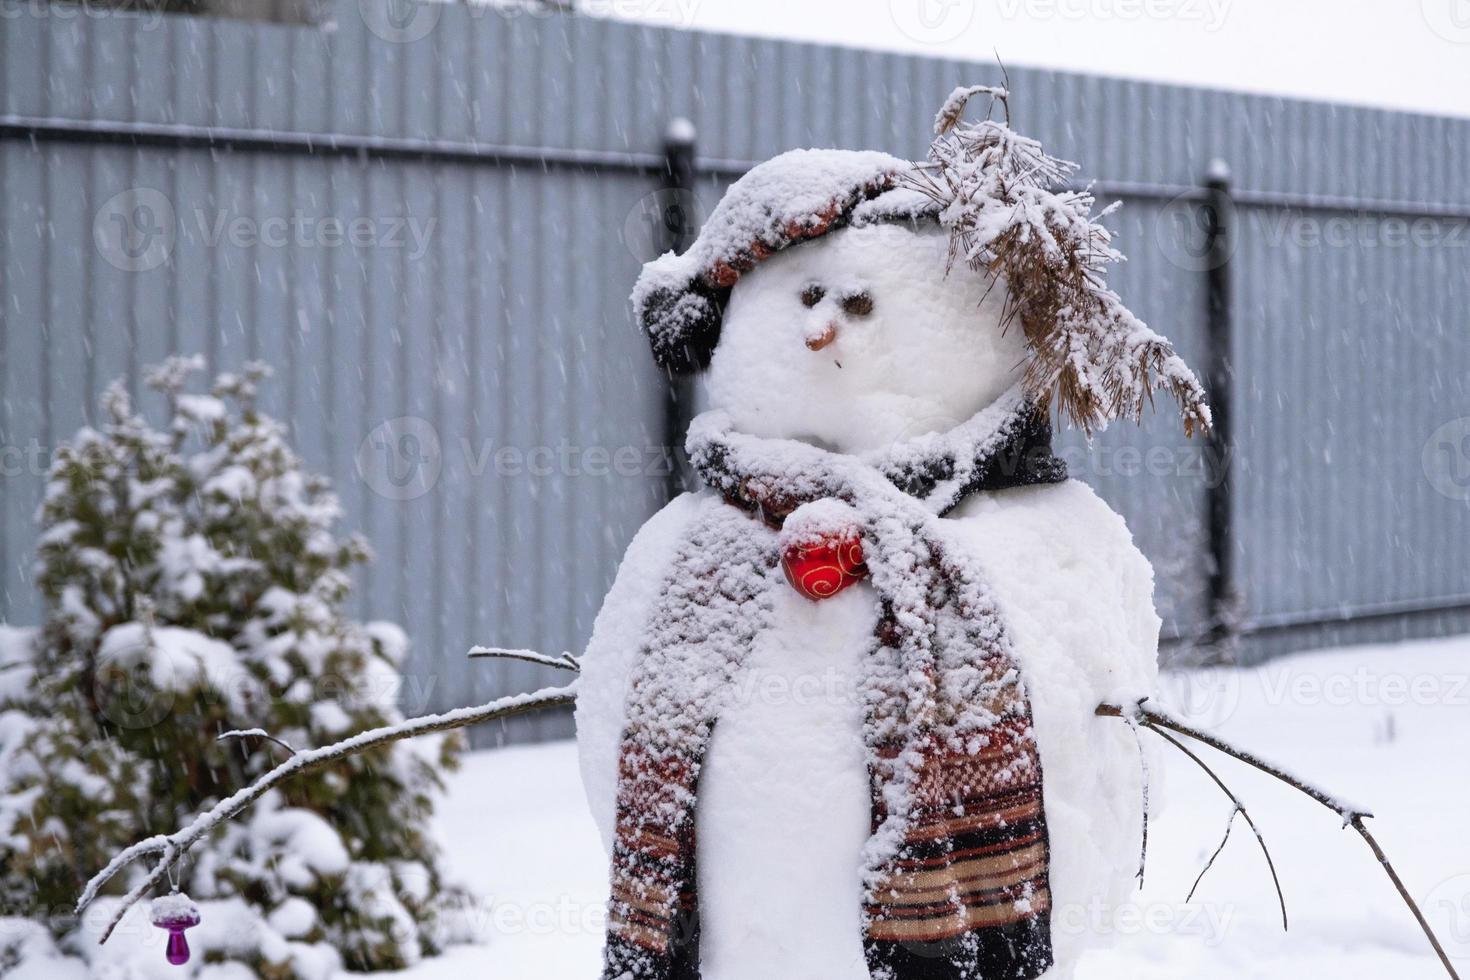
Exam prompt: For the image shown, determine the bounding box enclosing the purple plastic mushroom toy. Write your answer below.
[150,892,201,966]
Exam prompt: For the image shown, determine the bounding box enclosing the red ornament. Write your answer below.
[780,530,868,601]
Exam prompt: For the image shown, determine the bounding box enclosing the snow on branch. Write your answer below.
[78,679,578,945]
[907,85,1212,437]
[467,646,581,672]
[216,728,298,755]
[1098,699,1461,980]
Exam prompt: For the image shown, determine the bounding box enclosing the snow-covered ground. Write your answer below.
[385,633,1470,979]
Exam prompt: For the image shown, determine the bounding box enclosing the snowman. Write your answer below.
[577,87,1210,980]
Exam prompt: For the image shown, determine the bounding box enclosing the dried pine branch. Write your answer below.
[908,86,1212,437]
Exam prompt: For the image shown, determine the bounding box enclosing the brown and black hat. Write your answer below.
[632,148,939,374]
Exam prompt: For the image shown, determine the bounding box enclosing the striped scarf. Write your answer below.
[603,387,1066,980]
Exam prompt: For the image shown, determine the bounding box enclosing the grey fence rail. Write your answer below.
[3,0,1470,743]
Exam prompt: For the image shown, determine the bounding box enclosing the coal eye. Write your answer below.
[800,284,826,308]
[840,292,874,317]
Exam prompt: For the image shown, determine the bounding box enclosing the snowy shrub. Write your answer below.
[0,357,465,977]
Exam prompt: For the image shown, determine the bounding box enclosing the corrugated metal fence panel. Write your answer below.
[4,0,1470,734]
[1233,195,1470,631]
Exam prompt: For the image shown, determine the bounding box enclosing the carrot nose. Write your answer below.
[805,322,838,351]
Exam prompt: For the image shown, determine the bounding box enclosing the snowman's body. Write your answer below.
[578,215,1161,978]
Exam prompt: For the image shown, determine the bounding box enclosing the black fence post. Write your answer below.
[662,119,698,501]
[1203,160,1238,653]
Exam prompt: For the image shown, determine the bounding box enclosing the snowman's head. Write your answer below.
[634,148,1026,454]
[634,138,1209,447]
[704,222,1023,453]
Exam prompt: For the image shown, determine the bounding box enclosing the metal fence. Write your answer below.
[3,0,1470,742]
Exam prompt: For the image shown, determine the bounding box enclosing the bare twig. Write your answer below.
[1097,700,1461,980]
[79,680,578,944]
[1121,712,1150,886]
[1351,814,1459,980]
[217,728,297,756]
[468,646,581,672]
[1188,806,1240,904]
[1148,726,1287,927]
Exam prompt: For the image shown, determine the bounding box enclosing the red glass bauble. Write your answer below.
[780,531,868,601]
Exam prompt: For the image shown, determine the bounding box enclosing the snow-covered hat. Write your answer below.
[633,87,1212,436]
[632,148,942,374]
